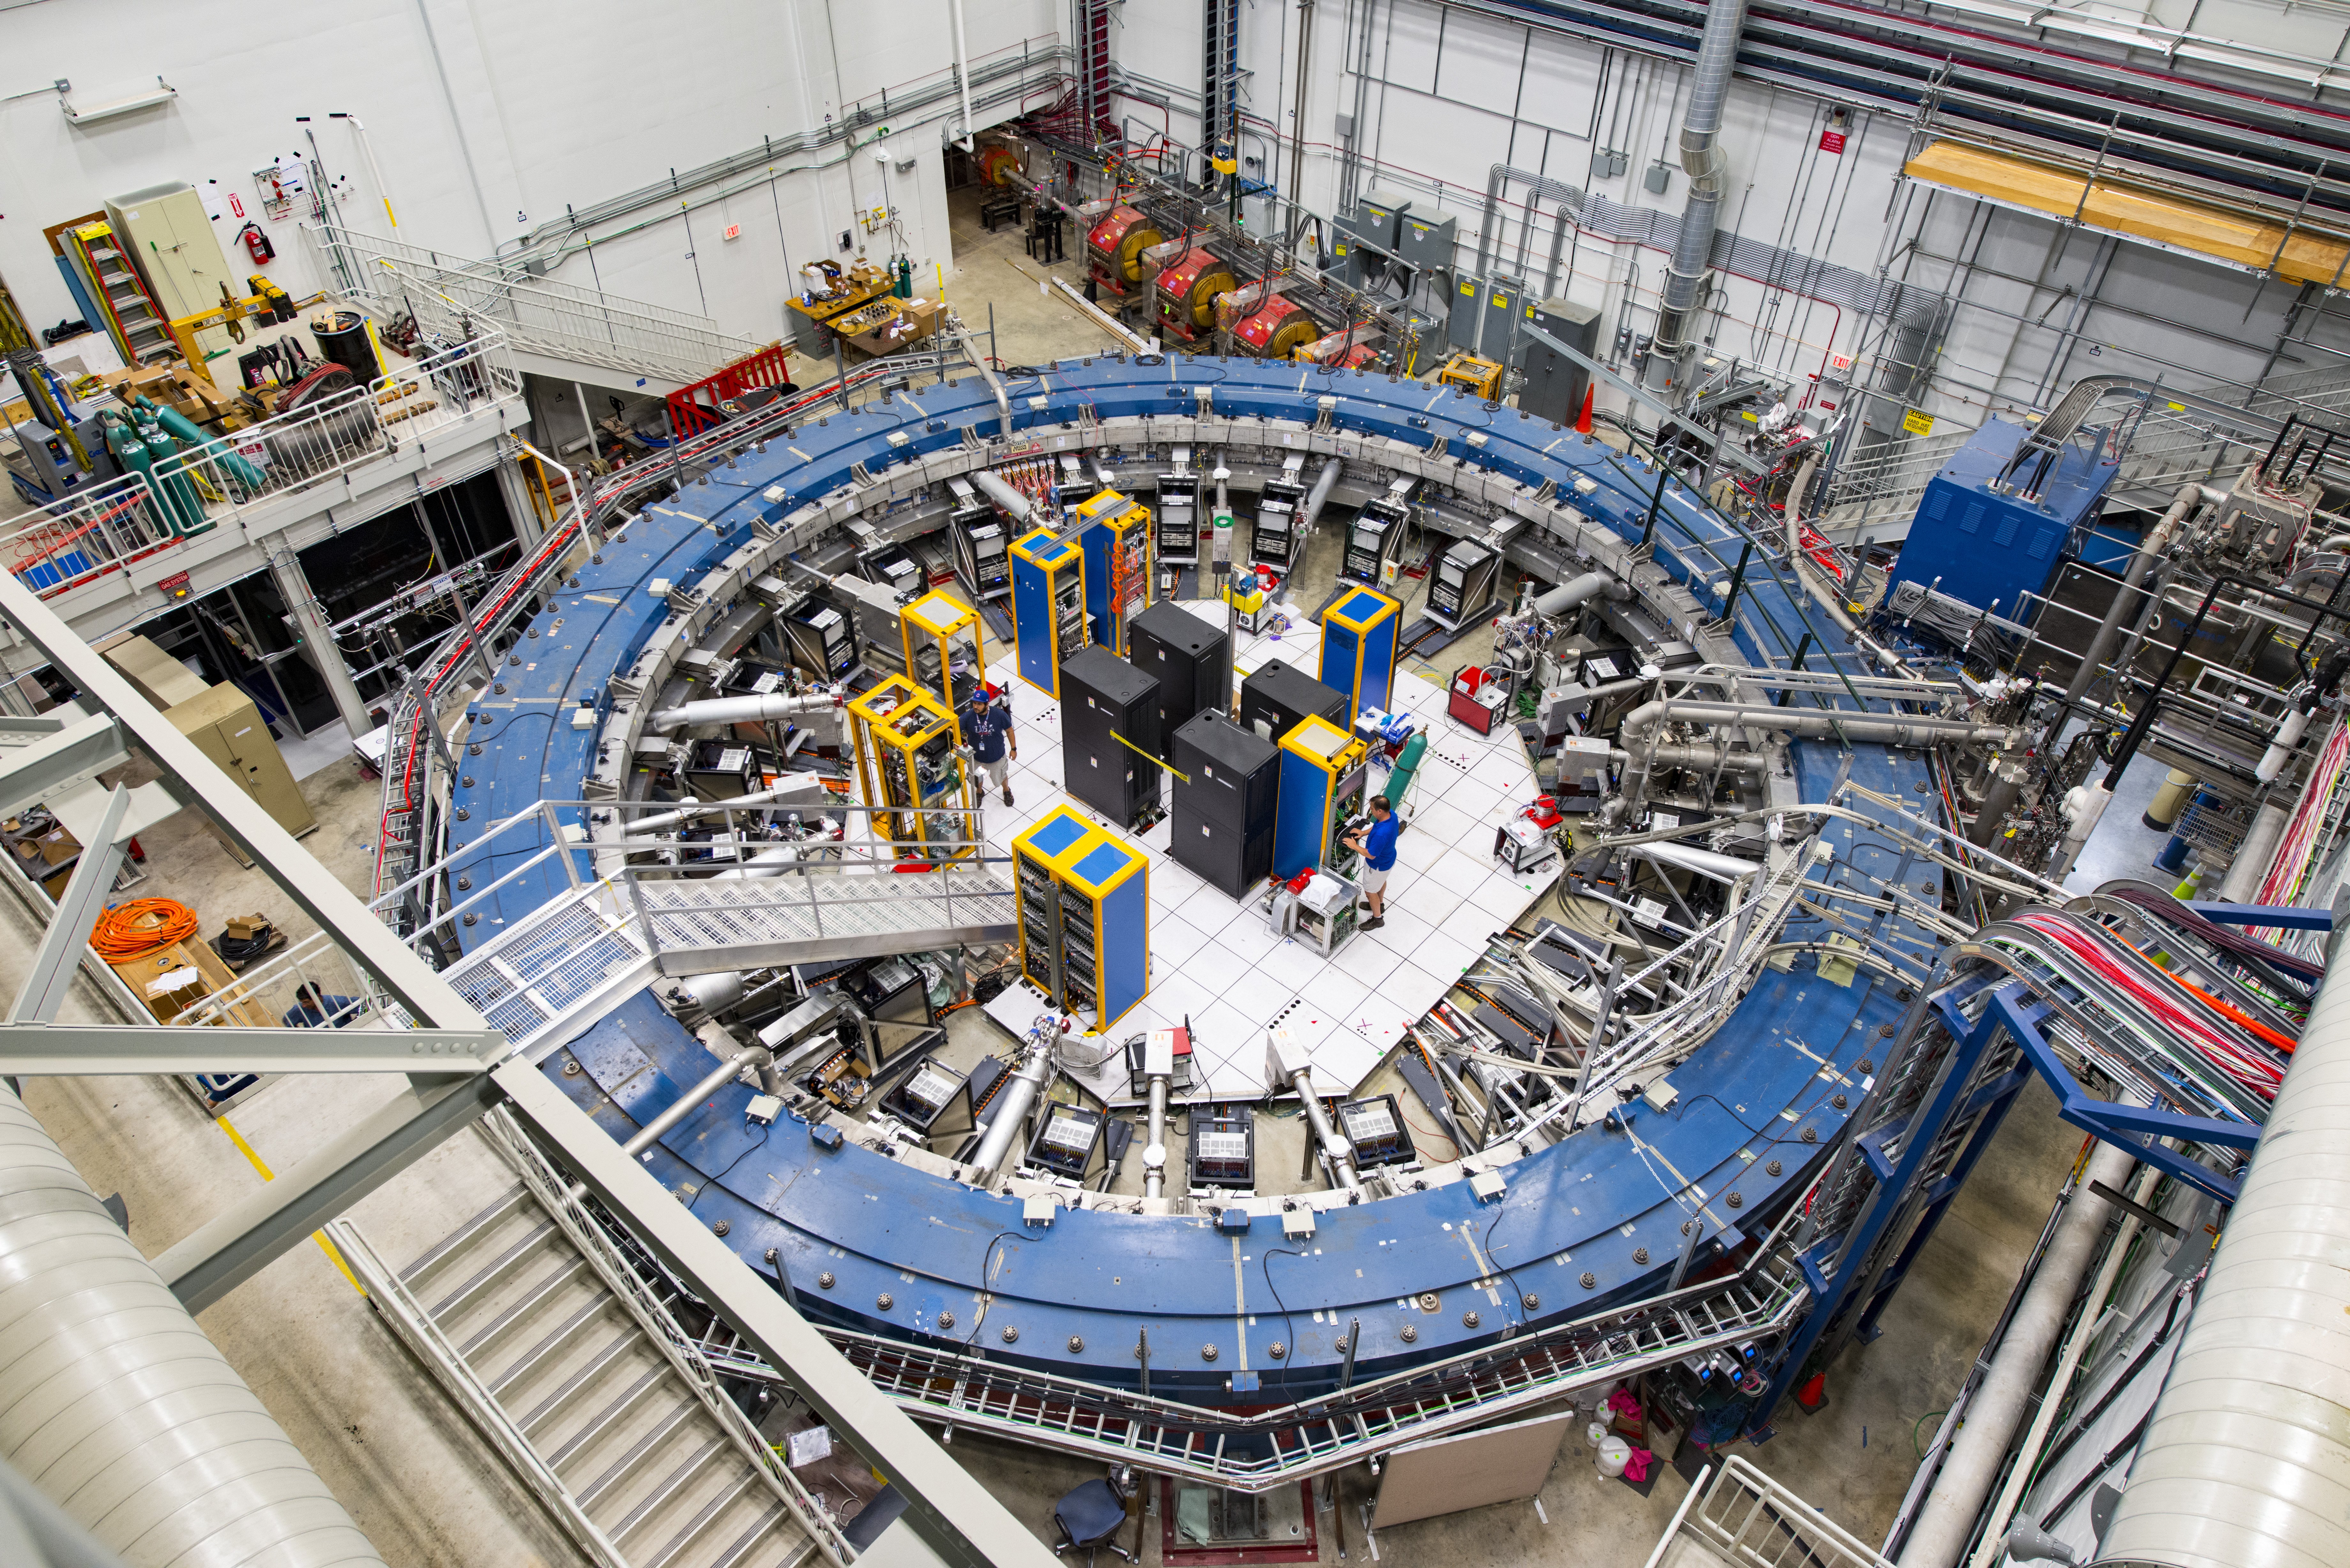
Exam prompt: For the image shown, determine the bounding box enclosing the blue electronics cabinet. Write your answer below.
[1319,587,1402,718]
[1009,527,1087,696]
[1014,805,1151,1031]
[1068,489,1152,655]
[1885,418,2119,618]
[1273,715,1373,880]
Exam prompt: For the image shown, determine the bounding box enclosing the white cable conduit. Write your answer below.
[2088,929,2350,1568]
[1898,1141,2137,1568]
[0,1082,385,1567]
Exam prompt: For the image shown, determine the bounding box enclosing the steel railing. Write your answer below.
[2,326,522,606]
[308,224,758,383]
[1650,1453,1897,1568]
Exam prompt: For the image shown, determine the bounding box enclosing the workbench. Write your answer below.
[786,277,900,353]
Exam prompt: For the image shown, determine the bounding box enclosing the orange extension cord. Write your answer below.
[90,899,199,959]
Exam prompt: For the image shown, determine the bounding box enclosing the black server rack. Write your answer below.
[1251,479,1304,569]
[1238,659,1349,745]
[1062,645,1164,831]
[1127,600,1230,735]
[1170,710,1279,898]
[1342,496,1411,582]
[1427,539,1502,629]
[949,502,1012,601]
[1155,475,1201,565]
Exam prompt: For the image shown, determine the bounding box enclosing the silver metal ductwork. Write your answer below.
[2088,936,2350,1568]
[1650,0,1750,385]
[0,1083,383,1567]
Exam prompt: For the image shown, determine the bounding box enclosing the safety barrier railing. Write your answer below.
[0,474,174,600]
[149,327,520,532]
[1651,1454,1896,1568]
[667,342,801,437]
[308,223,758,384]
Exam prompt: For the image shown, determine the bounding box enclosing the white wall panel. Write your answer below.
[1377,0,1444,98]
[1518,30,1605,143]
[1432,8,1528,114]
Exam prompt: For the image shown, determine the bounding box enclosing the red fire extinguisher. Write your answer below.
[236,222,276,264]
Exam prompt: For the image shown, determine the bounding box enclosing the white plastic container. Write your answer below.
[1586,1421,1609,1449]
[1596,1435,1631,1478]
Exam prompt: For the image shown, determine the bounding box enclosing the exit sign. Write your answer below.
[1830,353,1853,371]
[723,223,742,241]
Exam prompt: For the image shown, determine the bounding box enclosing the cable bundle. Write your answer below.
[90,899,199,960]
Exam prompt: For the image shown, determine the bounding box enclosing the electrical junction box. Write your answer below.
[1642,1078,1679,1113]
[1282,1206,1316,1240]
[1022,1193,1058,1228]
[1469,1168,1507,1203]
[648,578,671,597]
[1217,1206,1253,1234]
[1885,418,2118,622]
[571,706,596,730]
[746,1094,782,1126]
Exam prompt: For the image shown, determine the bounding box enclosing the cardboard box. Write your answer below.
[224,913,269,941]
[903,297,944,334]
[34,827,79,867]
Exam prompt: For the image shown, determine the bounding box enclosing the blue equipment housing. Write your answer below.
[1884,417,2119,620]
[1318,587,1401,719]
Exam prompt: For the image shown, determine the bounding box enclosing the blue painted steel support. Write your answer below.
[2185,901,2335,931]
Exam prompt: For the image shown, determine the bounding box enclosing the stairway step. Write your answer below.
[578,1399,699,1510]
[456,1254,591,1359]
[609,1436,724,1546]
[707,1501,810,1568]
[546,1364,670,1471]
[644,1468,762,1568]
[429,1217,557,1321]
[519,1330,649,1438]
[489,1290,619,1398]
[402,1183,529,1284]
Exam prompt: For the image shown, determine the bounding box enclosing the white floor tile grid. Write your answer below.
[969,597,1561,1100]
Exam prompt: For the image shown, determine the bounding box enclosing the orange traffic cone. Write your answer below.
[1795,1373,1828,1411]
[1574,385,1596,434]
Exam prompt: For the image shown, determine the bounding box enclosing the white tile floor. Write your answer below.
[963,596,1563,1103]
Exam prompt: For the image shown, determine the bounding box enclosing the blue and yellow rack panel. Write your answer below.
[1068,488,1153,655]
[1273,714,1373,880]
[847,676,974,861]
[900,588,985,713]
[1012,804,1150,1031]
[1319,586,1402,718]
[1009,527,1085,697]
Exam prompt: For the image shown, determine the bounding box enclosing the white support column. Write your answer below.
[266,546,375,741]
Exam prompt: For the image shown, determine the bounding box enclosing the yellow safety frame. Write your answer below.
[847,676,976,861]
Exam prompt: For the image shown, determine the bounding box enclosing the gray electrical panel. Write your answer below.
[1331,189,1412,288]
[1447,275,1490,357]
[1395,206,1459,271]
[1517,297,1603,426]
[1357,189,1412,247]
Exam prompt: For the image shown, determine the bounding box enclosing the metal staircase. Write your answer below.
[330,1121,847,1568]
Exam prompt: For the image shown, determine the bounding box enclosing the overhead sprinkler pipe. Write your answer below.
[1649,0,1750,387]
[951,0,975,151]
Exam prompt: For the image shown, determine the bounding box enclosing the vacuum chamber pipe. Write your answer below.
[1287,1068,1364,1192]
[619,776,823,835]
[623,1046,769,1157]
[2057,483,2199,720]
[971,465,1038,526]
[969,1029,1056,1178]
[1142,1074,1171,1198]
[1619,700,2014,749]
[1897,1141,2136,1568]
[1300,455,1345,529]
[645,690,839,734]
[1534,571,1633,618]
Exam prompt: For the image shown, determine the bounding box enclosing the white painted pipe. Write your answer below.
[1897,1140,2135,1568]
[645,690,839,734]
[622,1047,767,1157]
[950,0,975,150]
[2217,802,2291,903]
[1534,570,1628,619]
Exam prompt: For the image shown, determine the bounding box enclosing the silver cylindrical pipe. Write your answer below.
[2089,947,2350,1567]
[971,467,1036,527]
[1534,570,1630,619]
[1142,1074,1171,1198]
[1899,1141,2135,1568]
[623,1047,766,1157]
[1610,743,1772,775]
[714,843,804,881]
[2217,802,2291,902]
[1289,1070,1364,1192]
[970,1035,1055,1178]
[645,690,836,734]
[0,1083,388,1566]
[2057,482,2198,715]
[1622,700,2013,749]
[621,776,822,834]
[1300,455,1344,529]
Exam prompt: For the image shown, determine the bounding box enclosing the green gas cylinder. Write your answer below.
[1386,730,1428,811]
[139,420,210,538]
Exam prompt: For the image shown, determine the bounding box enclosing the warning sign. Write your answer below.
[1901,408,1936,436]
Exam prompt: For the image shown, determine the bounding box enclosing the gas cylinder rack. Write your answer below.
[1009,527,1089,697]
[900,588,986,714]
[1068,488,1154,657]
[1013,805,1152,1032]
[847,676,977,861]
[1319,586,1402,719]
[1273,714,1373,880]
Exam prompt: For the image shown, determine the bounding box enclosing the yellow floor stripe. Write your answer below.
[215,1115,366,1297]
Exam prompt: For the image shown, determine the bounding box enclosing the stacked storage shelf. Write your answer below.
[1012,805,1151,1032]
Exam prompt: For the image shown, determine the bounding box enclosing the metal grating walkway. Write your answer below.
[629,863,1017,970]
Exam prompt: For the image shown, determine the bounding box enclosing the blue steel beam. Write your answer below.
[2185,901,2335,931]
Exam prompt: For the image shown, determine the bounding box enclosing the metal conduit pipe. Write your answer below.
[622,1046,768,1157]
[1650,0,1750,384]
[955,330,1014,435]
[1899,1141,2138,1568]
[1613,743,1773,775]
[1284,1067,1364,1193]
[2057,482,2202,719]
[2088,938,2350,1568]
[0,1082,386,1567]
[643,690,838,734]
[1300,455,1345,530]
[970,465,1037,527]
[1534,571,1633,619]
[1620,700,2015,749]
[1785,455,1912,675]
[616,776,824,835]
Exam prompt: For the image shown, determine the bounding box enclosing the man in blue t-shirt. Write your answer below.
[967,690,1017,806]
[1342,794,1400,931]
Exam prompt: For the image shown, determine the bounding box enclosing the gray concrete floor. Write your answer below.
[2,182,2084,1568]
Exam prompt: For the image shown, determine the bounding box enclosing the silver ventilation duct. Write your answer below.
[1649,0,1749,386]
[0,1083,383,1567]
